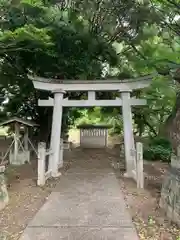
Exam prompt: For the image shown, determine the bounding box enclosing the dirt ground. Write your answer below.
[0,155,72,240]
[0,148,180,240]
[118,164,180,240]
[109,153,180,240]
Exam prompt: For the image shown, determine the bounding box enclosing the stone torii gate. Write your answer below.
[29,74,155,178]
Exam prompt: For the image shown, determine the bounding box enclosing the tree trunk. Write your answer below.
[165,91,180,152]
[37,107,53,145]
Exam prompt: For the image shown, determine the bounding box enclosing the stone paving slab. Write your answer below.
[66,168,112,174]
[55,173,123,198]
[65,157,111,172]
[65,162,112,172]
[20,227,139,240]
[28,193,133,228]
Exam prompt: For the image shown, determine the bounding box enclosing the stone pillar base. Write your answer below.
[51,171,62,178]
[124,172,133,178]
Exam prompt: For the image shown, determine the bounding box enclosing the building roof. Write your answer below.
[0,117,39,127]
[77,124,111,129]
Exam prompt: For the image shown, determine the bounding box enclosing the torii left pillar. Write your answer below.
[50,89,65,177]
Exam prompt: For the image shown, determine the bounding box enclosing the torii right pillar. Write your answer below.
[50,89,65,177]
[121,90,136,177]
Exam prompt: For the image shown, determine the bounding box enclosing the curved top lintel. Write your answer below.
[28,73,156,92]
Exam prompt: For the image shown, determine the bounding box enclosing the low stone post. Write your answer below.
[136,142,144,189]
[37,142,46,186]
[0,166,9,211]
[59,138,64,168]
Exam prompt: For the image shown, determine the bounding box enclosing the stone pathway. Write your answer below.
[19,149,139,240]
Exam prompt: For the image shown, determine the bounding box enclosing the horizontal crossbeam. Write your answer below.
[38,98,146,107]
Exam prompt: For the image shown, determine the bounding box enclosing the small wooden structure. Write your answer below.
[0,117,38,165]
[37,139,70,186]
[77,124,109,148]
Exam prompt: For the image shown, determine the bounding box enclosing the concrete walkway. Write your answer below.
[20,149,139,240]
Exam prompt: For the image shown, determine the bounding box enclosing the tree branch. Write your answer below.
[165,0,180,9]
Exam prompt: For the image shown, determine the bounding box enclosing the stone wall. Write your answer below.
[0,166,9,211]
[160,167,180,226]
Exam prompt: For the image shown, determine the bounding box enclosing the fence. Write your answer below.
[79,127,108,148]
[58,139,70,168]
[109,141,144,189]
[124,142,144,189]
[37,139,70,186]
[37,142,52,186]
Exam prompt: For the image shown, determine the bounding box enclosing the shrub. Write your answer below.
[143,137,172,162]
[149,137,171,149]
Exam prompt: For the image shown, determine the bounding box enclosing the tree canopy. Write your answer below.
[0,0,180,145]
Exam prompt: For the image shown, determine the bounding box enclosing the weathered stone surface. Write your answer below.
[160,167,180,226]
[20,227,139,240]
[28,193,133,228]
[171,155,180,169]
[0,171,9,211]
